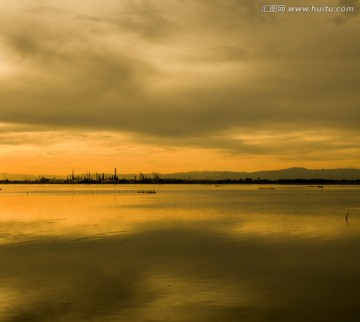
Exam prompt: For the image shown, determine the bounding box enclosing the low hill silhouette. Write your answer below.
[161,167,360,180]
[2,167,360,181]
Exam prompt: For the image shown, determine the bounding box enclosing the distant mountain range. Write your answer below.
[2,167,360,181]
[161,168,360,180]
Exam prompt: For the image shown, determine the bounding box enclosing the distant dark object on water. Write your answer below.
[345,211,350,227]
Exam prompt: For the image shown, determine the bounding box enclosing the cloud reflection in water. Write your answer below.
[1,223,360,322]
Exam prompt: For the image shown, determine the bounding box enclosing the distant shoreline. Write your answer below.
[1,178,360,185]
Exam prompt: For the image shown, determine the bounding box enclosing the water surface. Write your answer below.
[1,184,360,321]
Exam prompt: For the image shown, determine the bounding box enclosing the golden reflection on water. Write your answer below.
[1,185,360,322]
[1,185,359,243]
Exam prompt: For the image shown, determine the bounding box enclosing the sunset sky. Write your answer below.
[0,0,359,175]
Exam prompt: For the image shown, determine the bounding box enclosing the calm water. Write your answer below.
[1,184,360,322]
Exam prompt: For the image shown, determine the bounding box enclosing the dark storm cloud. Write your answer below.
[112,0,174,39]
[75,1,174,40]
[0,0,359,154]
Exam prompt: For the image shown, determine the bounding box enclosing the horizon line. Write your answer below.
[2,166,360,177]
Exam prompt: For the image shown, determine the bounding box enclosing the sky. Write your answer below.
[0,0,359,175]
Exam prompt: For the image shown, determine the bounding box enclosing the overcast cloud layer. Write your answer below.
[0,0,359,173]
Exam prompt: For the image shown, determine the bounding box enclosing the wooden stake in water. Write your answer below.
[345,211,350,227]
